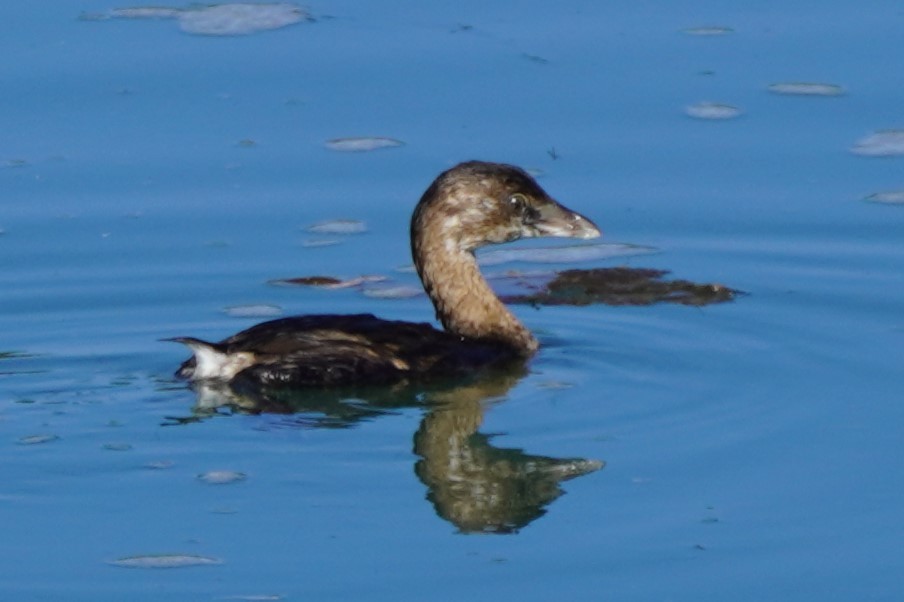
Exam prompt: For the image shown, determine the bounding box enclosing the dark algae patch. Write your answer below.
[503,267,738,307]
[272,268,738,307]
[275,276,343,286]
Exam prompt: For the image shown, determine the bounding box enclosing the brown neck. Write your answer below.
[413,234,538,356]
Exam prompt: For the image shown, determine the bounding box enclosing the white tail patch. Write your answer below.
[171,337,256,381]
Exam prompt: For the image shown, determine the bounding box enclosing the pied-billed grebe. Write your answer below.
[170,161,600,386]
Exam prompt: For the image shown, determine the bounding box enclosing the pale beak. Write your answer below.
[530,199,601,239]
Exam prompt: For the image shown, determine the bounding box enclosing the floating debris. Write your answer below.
[864,190,904,205]
[305,219,367,235]
[110,554,223,569]
[503,267,738,307]
[198,470,247,484]
[237,138,257,148]
[767,82,845,97]
[325,137,404,152]
[274,275,341,286]
[681,25,734,36]
[685,102,742,120]
[271,275,387,288]
[17,434,59,445]
[220,596,284,601]
[478,243,656,266]
[101,3,312,36]
[851,129,904,157]
[223,304,283,318]
[362,285,423,299]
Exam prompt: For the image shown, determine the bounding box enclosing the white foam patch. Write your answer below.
[301,239,342,248]
[105,3,310,36]
[306,219,367,234]
[109,7,180,19]
[322,275,387,289]
[685,102,742,120]
[223,304,283,317]
[362,285,424,299]
[864,190,904,205]
[198,470,247,484]
[325,137,404,152]
[851,130,904,157]
[178,3,309,35]
[110,554,223,569]
[767,82,845,97]
[17,434,59,445]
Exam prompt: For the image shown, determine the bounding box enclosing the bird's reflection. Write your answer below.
[172,363,602,533]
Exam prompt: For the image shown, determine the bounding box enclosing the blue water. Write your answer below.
[2,1,903,600]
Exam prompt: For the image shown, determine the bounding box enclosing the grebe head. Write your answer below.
[412,161,601,253]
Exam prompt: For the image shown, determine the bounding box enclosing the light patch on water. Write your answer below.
[223,304,283,318]
[864,190,904,204]
[17,434,59,445]
[767,82,846,97]
[850,129,904,157]
[102,443,133,451]
[145,460,175,469]
[685,102,743,120]
[108,8,181,19]
[477,243,656,266]
[321,275,386,288]
[362,285,424,299]
[301,239,342,248]
[306,219,368,234]
[325,137,405,152]
[109,554,223,568]
[198,470,247,484]
[93,3,311,36]
[681,26,734,36]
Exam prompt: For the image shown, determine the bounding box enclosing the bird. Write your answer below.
[168,161,600,387]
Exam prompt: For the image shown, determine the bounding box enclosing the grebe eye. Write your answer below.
[509,193,528,208]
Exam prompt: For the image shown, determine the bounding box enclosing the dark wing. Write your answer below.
[210,314,517,387]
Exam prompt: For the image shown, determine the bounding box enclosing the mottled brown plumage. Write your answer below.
[170,161,600,387]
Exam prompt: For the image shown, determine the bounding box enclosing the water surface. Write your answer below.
[2,1,903,600]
